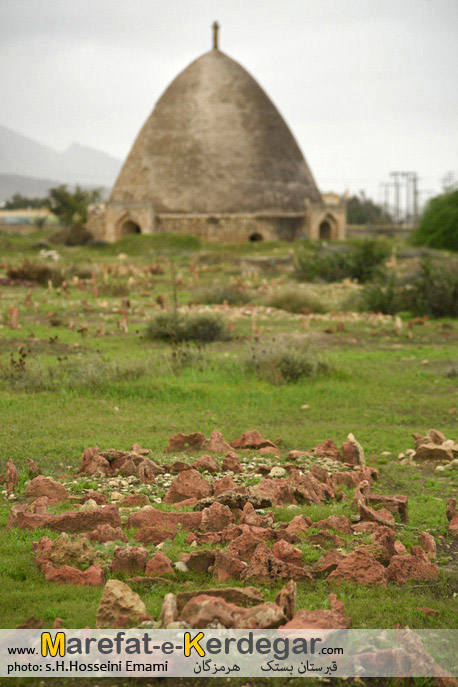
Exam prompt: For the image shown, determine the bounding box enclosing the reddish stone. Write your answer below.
[271,540,303,567]
[221,453,243,473]
[368,493,409,522]
[352,521,380,534]
[275,580,297,621]
[259,446,280,455]
[212,475,238,496]
[163,469,211,504]
[242,542,314,583]
[206,430,231,453]
[329,592,346,615]
[26,457,41,478]
[313,439,340,459]
[212,550,247,582]
[420,531,437,560]
[6,459,18,493]
[281,607,351,629]
[88,524,128,543]
[290,469,332,503]
[192,455,219,473]
[200,502,234,533]
[446,498,457,522]
[168,461,193,473]
[126,507,201,531]
[373,526,397,558]
[176,587,264,612]
[239,603,287,629]
[359,502,395,527]
[82,491,108,506]
[227,529,264,562]
[341,440,360,465]
[44,563,105,586]
[25,476,68,502]
[171,497,198,509]
[285,515,312,538]
[145,551,175,577]
[307,530,345,548]
[119,494,149,507]
[78,447,111,476]
[449,516,458,538]
[314,550,345,576]
[8,504,121,532]
[134,527,176,545]
[230,430,278,451]
[251,477,296,505]
[240,502,273,528]
[352,480,371,508]
[118,460,137,477]
[179,594,286,629]
[180,550,215,574]
[386,547,440,584]
[52,618,63,629]
[138,459,159,483]
[417,607,439,616]
[165,432,205,452]
[315,515,351,534]
[394,541,408,555]
[111,546,149,574]
[310,464,329,482]
[29,496,50,514]
[327,550,387,585]
[331,470,373,488]
[16,616,44,629]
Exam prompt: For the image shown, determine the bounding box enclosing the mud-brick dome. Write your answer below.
[109,38,321,214]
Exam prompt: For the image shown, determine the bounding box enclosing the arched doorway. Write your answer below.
[249,232,263,242]
[319,220,332,240]
[121,220,141,235]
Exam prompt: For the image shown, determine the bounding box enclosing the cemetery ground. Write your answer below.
[0,229,457,686]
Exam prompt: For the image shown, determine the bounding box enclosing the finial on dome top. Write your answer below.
[212,21,220,50]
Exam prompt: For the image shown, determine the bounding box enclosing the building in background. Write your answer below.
[88,24,346,243]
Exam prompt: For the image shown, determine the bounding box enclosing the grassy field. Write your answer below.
[0,229,457,686]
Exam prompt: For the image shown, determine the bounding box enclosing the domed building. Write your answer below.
[88,24,346,242]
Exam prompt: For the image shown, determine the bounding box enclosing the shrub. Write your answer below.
[264,285,327,313]
[411,189,458,251]
[294,239,390,283]
[7,260,64,286]
[245,338,327,384]
[361,275,404,315]
[50,225,93,246]
[408,258,458,317]
[194,282,252,305]
[146,312,228,343]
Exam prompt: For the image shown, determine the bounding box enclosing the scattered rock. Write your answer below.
[251,477,296,505]
[26,458,42,478]
[127,507,202,532]
[176,587,264,612]
[44,564,105,586]
[359,502,395,527]
[242,542,313,583]
[88,524,128,543]
[341,433,365,465]
[212,550,247,582]
[111,546,149,574]
[5,459,18,493]
[230,429,278,451]
[316,515,352,534]
[420,531,437,560]
[145,552,176,577]
[119,494,149,507]
[221,452,243,473]
[165,432,205,452]
[8,504,121,532]
[16,616,44,629]
[192,455,219,473]
[414,443,453,462]
[328,550,387,585]
[271,540,303,567]
[446,498,457,522]
[160,593,178,627]
[275,580,297,621]
[314,550,345,576]
[200,502,234,532]
[163,469,211,504]
[48,533,97,568]
[386,546,440,584]
[206,430,232,453]
[96,579,146,628]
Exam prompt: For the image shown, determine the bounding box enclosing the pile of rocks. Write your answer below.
[398,428,458,470]
[3,428,455,631]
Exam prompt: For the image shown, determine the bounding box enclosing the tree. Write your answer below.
[4,193,48,210]
[46,185,102,227]
[411,189,458,251]
[346,191,392,225]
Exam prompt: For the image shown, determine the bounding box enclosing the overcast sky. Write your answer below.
[1,0,457,207]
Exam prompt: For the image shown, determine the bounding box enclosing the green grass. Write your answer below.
[0,230,457,635]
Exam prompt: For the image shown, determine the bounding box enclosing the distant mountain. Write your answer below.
[0,124,122,199]
[0,174,109,203]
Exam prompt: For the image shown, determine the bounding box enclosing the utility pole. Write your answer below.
[390,171,419,226]
[390,172,401,224]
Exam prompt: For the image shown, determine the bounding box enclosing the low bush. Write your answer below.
[193,282,252,305]
[264,285,327,313]
[408,258,458,317]
[7,259,64,286]
[361,275,404,315]
[50,225,93,246]
[411,189,458,251]
[146,312,228,343]
[295,239,390,283]
[245,337,327,384]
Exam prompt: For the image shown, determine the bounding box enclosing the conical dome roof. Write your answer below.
[110,47,321,213]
